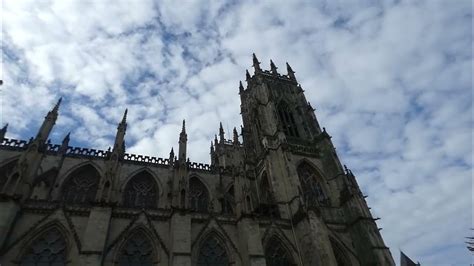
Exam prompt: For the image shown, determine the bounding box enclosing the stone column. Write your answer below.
[170,213,191,266]
[81,207,112,265]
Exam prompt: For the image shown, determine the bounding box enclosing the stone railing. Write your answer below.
[123,153,170,166]
[66,146,108,158]
[0,138,29,151]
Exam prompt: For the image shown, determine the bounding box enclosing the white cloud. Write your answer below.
[1,0,472,264]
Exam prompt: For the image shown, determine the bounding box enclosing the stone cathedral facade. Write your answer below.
[0,55,394,266]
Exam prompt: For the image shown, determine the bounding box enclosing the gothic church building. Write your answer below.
[0,55,395,265]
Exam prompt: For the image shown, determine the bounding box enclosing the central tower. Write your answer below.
[237,54,394,265]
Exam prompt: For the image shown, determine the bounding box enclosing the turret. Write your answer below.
[286,62,296,82]
[169,147,175,164]
[36,98,61,143]
[0,123,8,141]
[178,120,187,162]
[270,59,278,75]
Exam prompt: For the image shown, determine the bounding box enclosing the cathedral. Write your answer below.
[0,54,395,265]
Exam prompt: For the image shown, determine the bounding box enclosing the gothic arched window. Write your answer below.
[123,171,158,209]
[277,101,299,138]
[118,230,154,266]
[197,235,229,266]
[189,177,209,212]
[297,162,329,207]
[221,186,234,215]
[331,239,352,266]
[20,227,67,266]
[264,236,295,266]
[62,164,100,204]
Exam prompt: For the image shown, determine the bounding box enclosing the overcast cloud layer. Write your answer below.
[1,0,472,264]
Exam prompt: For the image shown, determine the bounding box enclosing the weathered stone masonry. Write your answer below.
[0,54,395,265]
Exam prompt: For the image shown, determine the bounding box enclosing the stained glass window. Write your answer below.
[265,236,294,266]
[277,101,299,138]
[197,235,229,266]
[297,162,329,207]
[62,165,100,204]
[20,227,67,266]
[123,171,158,209]
[119,230,154,266]
[189,177,209,212]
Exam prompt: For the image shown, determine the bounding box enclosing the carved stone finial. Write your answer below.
[286,62,296,81]
[239,81,244,94]
[246,69,251,82]
[252,53,261,72]
[270,59,278,75]
[0,123,8,140]
[233,127,239,144]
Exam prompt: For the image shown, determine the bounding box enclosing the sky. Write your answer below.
[1,0,472,264]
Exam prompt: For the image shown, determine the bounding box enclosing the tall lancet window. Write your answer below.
[62,164,100,204]
[197,235,229,266]
[123,171,158,209]
[264,236,295,266]
[297,162,329,207]
[189,177,209,212]
[277,101,299,138]
[20,227,67,266]
[119,230,154,266]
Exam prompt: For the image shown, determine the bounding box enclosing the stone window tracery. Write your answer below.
[197,235,229,266]
[297,162,329,207]
[0,160,17,191]
[189,177,209,212]
[265,236,294,266]
[277,101,299,138]
[62,165,100,204]
[123,171,158,209]
[20,227,67,266]
[259,173,279,217]
[118,230,154,266]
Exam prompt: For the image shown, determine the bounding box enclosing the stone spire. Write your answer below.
[270,59,278,75]
[178,120,187,162]
[36,98,62,143]
[0,123,8,140]
[246,69,251,82]
[219,122,225,143]
[286,62,296,81]
[169,147,175,164]
[252,53,261,72]
[113,109,127,155]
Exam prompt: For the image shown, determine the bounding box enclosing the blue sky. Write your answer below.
[1,0,472,264]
